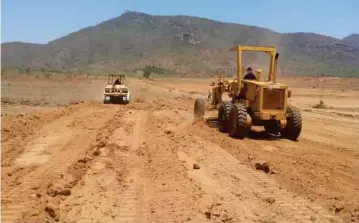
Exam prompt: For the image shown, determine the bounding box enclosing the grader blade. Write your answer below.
[203,109,219,123]
[203,116,218,123]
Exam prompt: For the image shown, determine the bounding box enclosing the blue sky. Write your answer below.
[2,0,358,43]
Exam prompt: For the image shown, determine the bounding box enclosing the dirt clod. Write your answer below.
[334,203,344,213]
[95,139,106,148]
[30,209,40,216]
[47,183,71,197]
[93,149,101,156]
[204,211,211,219]
[193,163,201,169]
[45,202,59,221]
[265,197,276,204]
[58,188,71,196]
[78,158,87,164]
[255,162,270,173]
[47,187,58,197]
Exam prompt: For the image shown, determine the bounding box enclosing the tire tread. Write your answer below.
[281,105,302,140]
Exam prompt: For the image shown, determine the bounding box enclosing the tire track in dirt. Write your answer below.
[115,110,147,223]
[58,109,148,222]
[1,104,122,222]
[140,110,205,223]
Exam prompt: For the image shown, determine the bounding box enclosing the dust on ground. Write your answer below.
[1,74,359,222]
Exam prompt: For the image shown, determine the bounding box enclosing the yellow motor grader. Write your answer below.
[103,74,131,104]
[194,45,302,140]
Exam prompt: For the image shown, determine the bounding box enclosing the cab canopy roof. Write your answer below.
[108,74,125,78]
[107,74,125,84]
[229,45,279,83]
[230,45,276,53]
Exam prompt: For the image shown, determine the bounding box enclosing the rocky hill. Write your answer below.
[2,11,359,76]
[342,34,359,49]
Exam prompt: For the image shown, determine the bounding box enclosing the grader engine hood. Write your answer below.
[246,81,288,120]
[261,84,286,110]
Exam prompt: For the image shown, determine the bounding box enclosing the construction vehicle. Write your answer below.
[194,45,302,140]
[103,74,131,104]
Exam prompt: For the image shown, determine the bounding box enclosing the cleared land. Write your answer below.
[1,75,359,222]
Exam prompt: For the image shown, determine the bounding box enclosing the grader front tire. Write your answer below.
[194,98,205,120]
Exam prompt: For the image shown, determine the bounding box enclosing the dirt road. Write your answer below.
[1,77,358,222]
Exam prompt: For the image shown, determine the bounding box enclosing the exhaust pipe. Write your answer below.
[273,53,279,84]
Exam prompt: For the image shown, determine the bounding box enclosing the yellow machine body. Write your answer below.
[196,45,301,140]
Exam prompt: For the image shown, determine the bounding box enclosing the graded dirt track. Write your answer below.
[1,75,359,222]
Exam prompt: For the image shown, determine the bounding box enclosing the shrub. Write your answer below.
[137,66,170,78]
[143,71,151,78]
[313,100,327,109]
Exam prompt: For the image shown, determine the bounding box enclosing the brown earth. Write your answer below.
[1,75,359,222]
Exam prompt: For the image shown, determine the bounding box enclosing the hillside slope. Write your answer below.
[342,34,359,49]
[2,11,359,76]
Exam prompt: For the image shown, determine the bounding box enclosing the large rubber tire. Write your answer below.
[218,102,233,133]
[194,98,205,120]
[228,103,249,138]
[281,106,302,140]
[264,121,280,134]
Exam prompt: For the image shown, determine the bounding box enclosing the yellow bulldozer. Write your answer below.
[194,45,302,140]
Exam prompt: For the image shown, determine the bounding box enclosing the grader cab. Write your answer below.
[194,45,302,140]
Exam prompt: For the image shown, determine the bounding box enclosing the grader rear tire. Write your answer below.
[281,106,302,140]
[194,98,205,120]
[228,103,249,138]
[218,102,233,133]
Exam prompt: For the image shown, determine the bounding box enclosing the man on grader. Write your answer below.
[244,67,256,80]
[194,45,301,140]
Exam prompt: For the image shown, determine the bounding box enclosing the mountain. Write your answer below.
[342,34,359,49]
[2,11,359,76]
